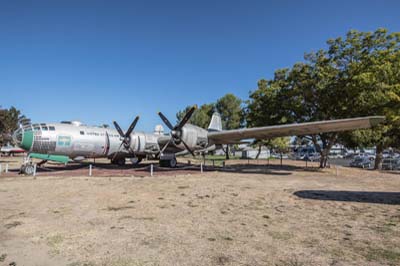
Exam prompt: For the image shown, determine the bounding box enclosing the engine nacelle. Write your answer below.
[128,132,160,156]
[180,124,208,150]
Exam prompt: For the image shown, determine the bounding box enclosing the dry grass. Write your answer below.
[0,156,400,265]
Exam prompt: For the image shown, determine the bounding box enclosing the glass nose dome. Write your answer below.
[13,128,23,145]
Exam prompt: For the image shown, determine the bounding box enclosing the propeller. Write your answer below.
[111,116,140,161]
[157,105,197,156]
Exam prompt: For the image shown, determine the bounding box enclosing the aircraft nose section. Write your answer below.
[12,128,33,151]
[12,128,23,146]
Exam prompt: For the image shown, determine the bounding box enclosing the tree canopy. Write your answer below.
[246,28,400,168]
[0,106,24,145]
[176,93,243,130]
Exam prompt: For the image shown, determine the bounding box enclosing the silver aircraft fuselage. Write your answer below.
[13,121,161,160]
[13,121,210,161]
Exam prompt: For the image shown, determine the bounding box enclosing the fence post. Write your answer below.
[150,164,153,177]
[5,163,8,173]
[0,164,2,175]
[89,164,92,176]
[33,164,37,176]
[201,162,203,173]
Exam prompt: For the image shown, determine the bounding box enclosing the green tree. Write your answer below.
[215,93,243,130]
[329,29,400,168]
[215,93,243,159]
[0,106,23,145]
[176,103,215,129]
[246,28,400,168]
[252,137,290,158]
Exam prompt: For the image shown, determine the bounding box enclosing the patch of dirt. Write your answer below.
[1,157,400,265]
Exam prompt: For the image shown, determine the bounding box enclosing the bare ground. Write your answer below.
[1,157,400,266]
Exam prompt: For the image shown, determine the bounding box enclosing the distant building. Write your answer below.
[239,147,270,159]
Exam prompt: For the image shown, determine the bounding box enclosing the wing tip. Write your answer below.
[368,116,385,127]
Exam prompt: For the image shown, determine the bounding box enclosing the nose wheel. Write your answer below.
[20,163,35,175]
[19,155,36,175]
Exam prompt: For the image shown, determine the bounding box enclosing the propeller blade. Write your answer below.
[160,138,172,155]
[125,116,140,138]
[176,105,197,130]
[181,139,195,157]
[158,112,174,130]
[113,121,125,138]
[111,142,124,162]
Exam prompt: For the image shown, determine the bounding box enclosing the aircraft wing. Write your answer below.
[207,116,384,144]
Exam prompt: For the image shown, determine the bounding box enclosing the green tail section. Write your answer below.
[29,153,70,164]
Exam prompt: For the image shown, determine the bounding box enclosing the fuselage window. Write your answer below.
[49,126,55,131]
[42,126,48,131]
[80,131,85,135]
[34,126,40,131]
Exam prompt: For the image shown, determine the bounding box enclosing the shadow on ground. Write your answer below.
[6,161,316,176]
[294,190,400,205]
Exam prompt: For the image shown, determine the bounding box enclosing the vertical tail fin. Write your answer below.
[208,112,222,132]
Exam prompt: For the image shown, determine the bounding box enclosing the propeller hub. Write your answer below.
[158,105,197,157]
[112,116,140,156]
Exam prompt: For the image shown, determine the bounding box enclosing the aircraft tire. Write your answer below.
[112,158,126,166]
[169,158,177,168]
[159,157,177,168]
[21,164,35,175]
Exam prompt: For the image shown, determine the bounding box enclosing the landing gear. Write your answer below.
[159,154,177,168]
[19,155,36,175]
[111,157,126,166]
[20,164,35,175]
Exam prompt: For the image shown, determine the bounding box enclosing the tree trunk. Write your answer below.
[255,145,262,159]
[225,145,230,160]
[312,134,337,169]
[319,151,328,168]
[374,143,383,170]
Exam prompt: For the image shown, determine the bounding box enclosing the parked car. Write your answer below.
[328,153,344,159]
[271,153,289,159]
[303,153,320,162]
[0,144,25,156]
[350,156,372,169]
[381,157,400,170]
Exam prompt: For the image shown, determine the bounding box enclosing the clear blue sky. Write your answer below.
[1,0,399,131]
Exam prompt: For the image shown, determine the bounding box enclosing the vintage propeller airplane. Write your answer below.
[12,105,384,174]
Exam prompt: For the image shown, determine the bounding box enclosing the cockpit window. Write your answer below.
[49,126,55,131]
[23,125,32,132]
[34,126,41,131]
